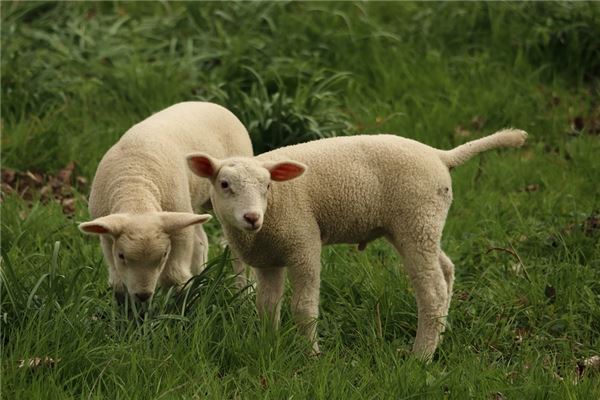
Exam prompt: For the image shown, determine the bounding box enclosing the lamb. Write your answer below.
[79,102,253,304]
[186,128,527,359]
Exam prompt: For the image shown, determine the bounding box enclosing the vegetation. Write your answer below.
[2,2,599,398]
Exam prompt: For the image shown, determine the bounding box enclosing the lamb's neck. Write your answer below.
[222,221,290,269]
[223,224,255,249]
[108,175,162,214]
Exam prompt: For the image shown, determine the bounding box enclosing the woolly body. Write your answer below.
[188,128,527,359]
[83,102,253,301]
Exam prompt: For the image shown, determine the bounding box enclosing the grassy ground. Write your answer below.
[2,2,600,398]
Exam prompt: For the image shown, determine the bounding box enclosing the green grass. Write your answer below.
[2,1,600,398]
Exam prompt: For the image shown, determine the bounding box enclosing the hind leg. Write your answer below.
[439,250,455,325]
[389,231,448,360]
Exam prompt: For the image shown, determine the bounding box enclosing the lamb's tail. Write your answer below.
[439,128,528,169]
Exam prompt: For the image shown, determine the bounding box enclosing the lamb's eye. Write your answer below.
[118,253,125,260]
[220,181,229,190]
[267,183,271,190]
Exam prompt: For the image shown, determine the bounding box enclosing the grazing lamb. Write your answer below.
[79,102,253,303]
[187,128,527,359]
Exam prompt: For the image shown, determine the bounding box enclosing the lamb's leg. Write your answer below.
[254,267,286,330]
[439,250,455,324]
[160,230,194,289]
[233,257,247,288]
[191,225,209,275]
[287,252,322,355]
[392,240,448,361]
[232,254,255,291]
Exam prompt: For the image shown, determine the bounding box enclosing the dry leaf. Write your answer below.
[25,171,43,184]
[510,261,523,275]
[0,163,87,215]
[18,356,60,369]
[76,176,88,187]
[514,327,529,345]
[583,214,599,237]
[470,115,486,130]
[57,161,75,184]
[577,355,600,377]
[521,184,540,193]
[62,198,76,214]
[259,375,268,389]
[456,291,470,301]
[1,168,16,185]
[454,125,472,139]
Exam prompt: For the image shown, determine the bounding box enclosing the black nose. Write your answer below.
[135,292,152,302]
[243,212,260,225]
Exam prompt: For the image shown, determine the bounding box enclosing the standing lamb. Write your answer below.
[79,102,253,304]
[187,128,527,359]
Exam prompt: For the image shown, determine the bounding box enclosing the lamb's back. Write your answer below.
[90,102,252,217]
[257,135,449,244]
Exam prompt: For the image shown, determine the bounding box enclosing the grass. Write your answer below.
[2,1,600,398]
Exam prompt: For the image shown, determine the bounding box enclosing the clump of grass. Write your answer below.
[205,68,354,153]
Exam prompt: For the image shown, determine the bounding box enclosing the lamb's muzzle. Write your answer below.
[243,212,262,230]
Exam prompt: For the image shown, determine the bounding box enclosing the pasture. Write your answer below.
[1,2,599,398]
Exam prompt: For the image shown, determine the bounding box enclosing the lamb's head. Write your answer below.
[187,153,305,233]
[79,212,211,302]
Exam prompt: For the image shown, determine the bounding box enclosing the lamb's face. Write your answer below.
[212,161,271,232]
[111,223,171,302]
[79,212,211,303]
[187,154,307,234]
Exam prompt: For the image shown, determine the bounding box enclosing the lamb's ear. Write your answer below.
[263,160,307,182]
[187,153,221,179]
[160,212,212,233]
[79,215,124,236]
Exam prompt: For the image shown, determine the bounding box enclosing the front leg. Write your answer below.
[287,250,322,355]
[231,249,255,291]
[191,225,209,275]
[160,229,194,289]
[254,267,286,329]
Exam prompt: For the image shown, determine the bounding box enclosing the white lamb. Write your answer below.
[187,128,527,359]
[79,102,253,303]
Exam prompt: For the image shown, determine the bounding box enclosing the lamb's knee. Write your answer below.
[233,258,255,290]
[406,261,448,318]
[160,261,192,289]
[254,268,285,320]
[417,282,448,316]
[438,251,454,295]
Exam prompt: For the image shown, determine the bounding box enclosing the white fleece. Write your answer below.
[187,128,527,359]
[80,102,253,302]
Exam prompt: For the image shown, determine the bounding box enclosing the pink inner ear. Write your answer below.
[82,224,110,234]
[270,163,304,181]
[190,156,214,178]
